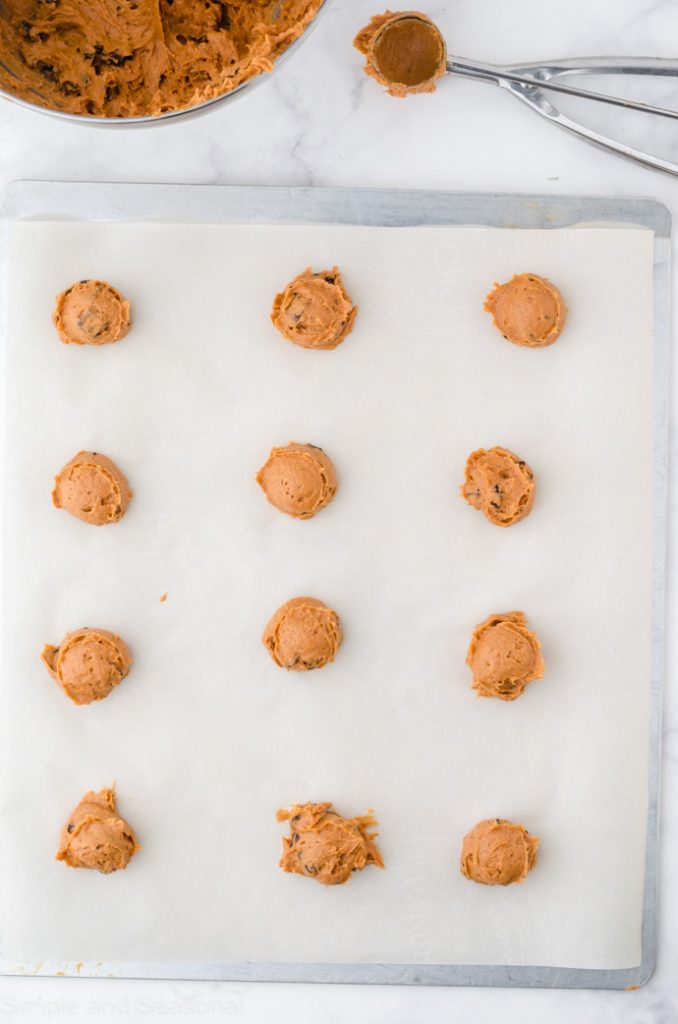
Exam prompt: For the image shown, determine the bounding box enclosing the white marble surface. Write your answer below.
[0,0,677,1020]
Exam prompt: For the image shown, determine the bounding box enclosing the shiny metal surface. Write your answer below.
[447,55,678,176]
[0,0,330,127]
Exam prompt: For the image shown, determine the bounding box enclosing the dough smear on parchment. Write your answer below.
[52,450,132,526]
[0,0,325,118]
[53,280,131,346]
[277,802,384,885]
[466,611,544,701]
[460,818,539,886]
[256,442,337,519]
[271,267,357,350]
[354,10,446,96]
[484,273,566,348]
[41,628,132,705]
[56,787,139,874]
[461,446,534,527]
[263,597,342,671]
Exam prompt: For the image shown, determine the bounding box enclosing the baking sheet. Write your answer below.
[0,184,667,988]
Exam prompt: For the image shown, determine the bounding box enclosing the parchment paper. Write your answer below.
[0,220,654,970]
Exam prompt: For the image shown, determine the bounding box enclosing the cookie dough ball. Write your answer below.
[271,267,357,350]
[277,802,384,885]
[52,451,132,526]
[461,447,534,527]
[263,597,342,671]
[484,273,566,348]
[41,628,132,706]
[256,442,337,519]
[56,787,139,874]
[467,612,544,701]
[354,11,446,96]
[53,280,131,346]
[460,819,539,886]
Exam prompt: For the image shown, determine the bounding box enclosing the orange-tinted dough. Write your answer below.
[256,442,337,519]
[460,818,539,886]
[263,597,342,671]
[53,280,131,346]
[41,628,132,705]
[271,267,357,350]
[461,447,534,527]
[56,787,139,874]
[52,451,132,526]
[484,273,566,348]
[0,1,324,118]
[277,802,384,885]
[354,11,446,96]
[467,612,544,701]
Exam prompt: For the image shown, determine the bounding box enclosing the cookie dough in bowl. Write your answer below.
[56,787,139,874]
[256,442,337,519]
[467,611,544,701]
[41,628,132,705]
[460,818,539,886]
[354,11,447,96]
[277,802,384,885]
[485,273,566,348]
[0,1,326,119]
[53,280,131,346]
[52,451,132,526]
[263,597,342,671]
[271,267,357,350]
[461,446,534,527]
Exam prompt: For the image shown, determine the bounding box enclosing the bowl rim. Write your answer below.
[0,0,331,127]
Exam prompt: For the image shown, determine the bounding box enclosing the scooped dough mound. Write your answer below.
[52,451,132,526]
[461,447,534,527]
[263,597,342,671]
[41,628,132,705]
[56,787,139,874]
[271,267,357,350]
[53,280,131,346]
[484,273,566,348]
[0,1,324,119]
[467,612,544,701]
[277,802,384,885]
[354,11,446,96]
[460,818,539,886]
[256,442,337,519]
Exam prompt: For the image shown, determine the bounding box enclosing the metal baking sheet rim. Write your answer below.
[0,181,669,990]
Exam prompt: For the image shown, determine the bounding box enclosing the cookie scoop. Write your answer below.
[52,451,132,526]
[41,628,132,705]
[56,787,139,874]
[461,447,534,527]
[277,802,384,885]
[460,818,539,886]
[256,442,337,519]
[53,280,131,346]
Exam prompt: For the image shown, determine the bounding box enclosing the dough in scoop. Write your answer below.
[460,818,539,886]
[354,11,447,96]
[467,611,544,701]
[256,442,337,519]
[52,451,132,526]
[53,280,131,346]
[461,447,534,527]
[271,267,357,350]
[41,628,132,705]
[277,802,384,885]
[484,273,566,348]
[56,787,139,874]
[263,597,342,671]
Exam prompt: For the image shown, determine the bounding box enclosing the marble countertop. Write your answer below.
[0,0,676,1020]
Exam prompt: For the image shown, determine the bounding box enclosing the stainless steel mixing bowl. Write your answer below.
[0,0,330,127]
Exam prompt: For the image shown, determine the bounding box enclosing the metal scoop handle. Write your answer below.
[447,56,678,176]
